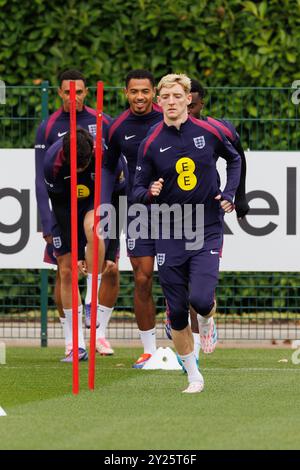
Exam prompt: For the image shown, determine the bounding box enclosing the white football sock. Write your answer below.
[85,273,102,305]
[192,332,201,359]
[78,305,85,350]
[197,313,212,335]
[63,309,73,348]
[138,328,156,354]
[179,351,203,384]
[64,305,86,350]
[59,317,68,350]
[96,305,113,339]
[59,316,65,331]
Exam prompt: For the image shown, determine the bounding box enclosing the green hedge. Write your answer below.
[1,0,299,149]
[0,0,299,87]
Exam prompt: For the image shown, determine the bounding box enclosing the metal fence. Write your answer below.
[0,84,299,150]
[0,84,299,344]
[0,270,299,343]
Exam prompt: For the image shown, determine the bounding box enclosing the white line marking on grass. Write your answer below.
[1,366,300,372]
[0,407,7,416]
[202,368,300,372]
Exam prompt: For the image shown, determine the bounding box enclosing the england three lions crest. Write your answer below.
[156,253,165,266]
[194,136,205,149]
[88,124,97,136]
[53,236,62,249]
[127,239,135,251]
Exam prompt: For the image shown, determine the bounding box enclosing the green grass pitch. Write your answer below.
[0,347,299,450]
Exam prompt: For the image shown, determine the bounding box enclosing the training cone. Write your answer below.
[143,347,182,370]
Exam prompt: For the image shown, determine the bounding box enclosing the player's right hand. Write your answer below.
[150,178,164,196]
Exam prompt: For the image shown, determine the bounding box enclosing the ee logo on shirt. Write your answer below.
[77,184,90,198]
[175,157,197,191]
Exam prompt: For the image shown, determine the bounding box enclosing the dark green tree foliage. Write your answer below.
[0,0,300,150]
[0,0,299,87]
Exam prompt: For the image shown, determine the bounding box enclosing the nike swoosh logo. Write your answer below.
[58,131,67,137]
[125,135,136,140]
[160,146,172,153]
[44,178,54,187]
[210,250,219,255]
[64,175,71,180]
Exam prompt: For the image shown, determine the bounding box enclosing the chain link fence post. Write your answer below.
[40,81,49,347]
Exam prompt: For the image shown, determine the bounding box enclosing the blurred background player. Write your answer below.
[103,70,162,368]
[133,74,241,392]
[35,69,117,357]
[44,129,105,361]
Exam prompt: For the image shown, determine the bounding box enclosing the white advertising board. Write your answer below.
[0,150,299,271]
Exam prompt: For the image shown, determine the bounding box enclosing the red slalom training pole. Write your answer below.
[70,81,79,395]
[88,81,103,390]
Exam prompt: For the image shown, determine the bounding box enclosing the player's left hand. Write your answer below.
[215,194,234,213]
[78,260,88,275]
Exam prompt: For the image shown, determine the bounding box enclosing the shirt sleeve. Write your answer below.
[215,132,241,203]
[132,140,155,204]
[101,124,122,204]
[35,121,52,236]
[44,145,65,196]
[219,120,249,217]
[103,123,122,173]
[232,137,249,218]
